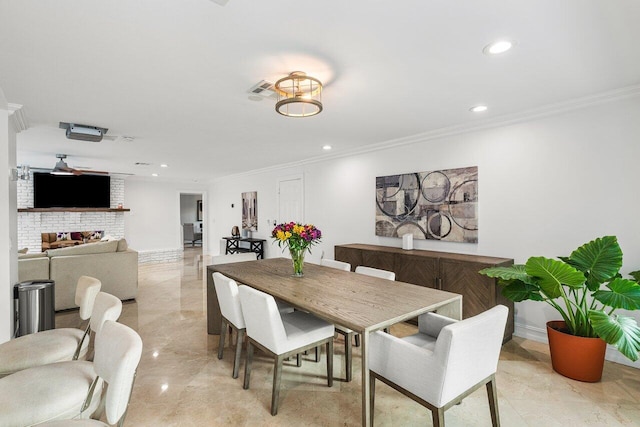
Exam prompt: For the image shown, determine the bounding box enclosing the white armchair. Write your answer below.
[0,293,125,426]
[0,276,101,377]
[238,285,334,416]
[369,305,508,427]
[33,320,143,427]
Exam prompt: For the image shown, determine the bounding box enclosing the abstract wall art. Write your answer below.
[375,166,478,243]
[242,191,258,231]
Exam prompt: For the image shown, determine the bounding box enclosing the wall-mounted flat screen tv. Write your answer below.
[33,172,111,208]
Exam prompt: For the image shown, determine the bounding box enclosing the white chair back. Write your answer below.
[436,305,507,404]
[320,259,351,271]
[75,276,101,320]
[90,293,123,334]
[213,273,245,329]
[355,266,395,280]
[94,320,143,425]
[211,252,257,265]
[238,285,287,354]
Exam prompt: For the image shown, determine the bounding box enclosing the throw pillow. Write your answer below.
[17,247,28,254]
[56,232,71,241]
[90,231,103,240]
[70,232,83,241]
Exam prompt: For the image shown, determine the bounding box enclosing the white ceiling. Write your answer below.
[2,0,640,182]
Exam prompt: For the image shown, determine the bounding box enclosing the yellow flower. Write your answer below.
[293,224,304,234]
[285,231,292,239]
[276,230,286,240]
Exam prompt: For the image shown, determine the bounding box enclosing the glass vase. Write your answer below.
[289,246,306,277]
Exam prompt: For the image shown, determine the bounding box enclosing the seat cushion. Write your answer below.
[0,361,102,426]
[0,328,88,377]
[280,311,334,354]
[402,332,437,351]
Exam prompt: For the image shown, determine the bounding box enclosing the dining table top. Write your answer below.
[210,257,462,333]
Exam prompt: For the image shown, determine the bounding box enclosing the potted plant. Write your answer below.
[480,235,640,382]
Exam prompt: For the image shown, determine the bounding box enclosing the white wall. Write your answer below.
[125,180,208,260]
[208,95,640,367]
[0,90,18,343]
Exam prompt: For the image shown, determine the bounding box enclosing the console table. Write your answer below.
[335,243,515,343]
[223,237,266,259]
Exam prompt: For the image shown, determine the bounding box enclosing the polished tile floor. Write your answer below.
[57,248,640,426]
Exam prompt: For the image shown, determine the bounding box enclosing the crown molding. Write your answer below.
[7,103,28,133]
[215,84,640,182]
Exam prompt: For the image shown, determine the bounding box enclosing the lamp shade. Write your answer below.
[274,71,323,117]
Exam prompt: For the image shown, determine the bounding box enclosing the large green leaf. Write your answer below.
[479,265,536,285]
[569,236,622,291]
[629,270,640,282]
[589,310,640,361]
[593,278,640,310]
[525,257,585,298]
[501,280,544,302]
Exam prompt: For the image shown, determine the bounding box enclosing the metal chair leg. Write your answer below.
[486,377,501,427]
[326,339,333,387]
[217,319,227,360]
[271,355,284,416]
[232,328,244,379]
[315,346,320,362]
[243,341,254,390]
[296,353,302,367]
[354,333,360,347]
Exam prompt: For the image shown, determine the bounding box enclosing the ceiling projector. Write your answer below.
[59,122,108,142]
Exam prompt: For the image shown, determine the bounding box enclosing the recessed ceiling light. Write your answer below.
[160,164,168,168]
[152,173,159,177]
[322,145,332,151]
[483,40,513,55]
[470,105,488,113]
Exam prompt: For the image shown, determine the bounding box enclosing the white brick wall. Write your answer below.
[138,248,184,264]
[17,174,127,253]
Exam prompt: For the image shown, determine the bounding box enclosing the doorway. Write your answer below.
[180,193,203,250]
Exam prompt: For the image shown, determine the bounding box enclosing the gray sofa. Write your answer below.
[18,239,138,311]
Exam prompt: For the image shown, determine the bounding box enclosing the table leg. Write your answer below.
[361,329,371,427]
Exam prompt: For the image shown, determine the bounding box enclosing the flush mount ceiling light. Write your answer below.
[470,105,488,113]
[483,40,514,55]
[274,71,323,117]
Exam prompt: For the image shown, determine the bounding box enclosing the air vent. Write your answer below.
[135,162,152,166]
[248,80,277,99]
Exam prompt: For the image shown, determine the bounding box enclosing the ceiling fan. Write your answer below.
[50,154,109,176]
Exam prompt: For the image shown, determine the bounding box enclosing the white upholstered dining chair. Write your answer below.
[0,294,127,426]
[354,265,396,280]
[238,285,335,416]
[29,320,143,427]
[0,276,101,377]
[213,272,248,379]
[320,258,358,381]
[369,305,508,427]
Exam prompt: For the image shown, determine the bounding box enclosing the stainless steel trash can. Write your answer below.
[14,280,55,337]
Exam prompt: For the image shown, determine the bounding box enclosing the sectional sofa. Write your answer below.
[18,239,138,311]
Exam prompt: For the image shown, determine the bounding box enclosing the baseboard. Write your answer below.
[514,322,640,369]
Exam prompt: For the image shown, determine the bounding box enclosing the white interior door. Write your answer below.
[278,176,303,223]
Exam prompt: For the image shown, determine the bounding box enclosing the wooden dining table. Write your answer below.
[209,257,462,427]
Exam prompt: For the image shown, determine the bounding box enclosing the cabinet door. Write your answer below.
[362,250,395,272]
[439,259,496,319]
[395,253,438,288]
[335,246,362,272]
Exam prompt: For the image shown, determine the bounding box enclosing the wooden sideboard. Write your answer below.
[335,244,514,342]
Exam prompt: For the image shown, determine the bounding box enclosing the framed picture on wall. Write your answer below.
[197,200,203,221]
[242,191,258,231]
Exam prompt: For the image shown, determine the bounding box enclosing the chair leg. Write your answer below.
[326,339,333,387]
[217,319,227,360]
[296,353,302,367]
[232,328,244,379]
[345,332,353,382]
[354,333,360,347]
[432,408,445,427]
[486,377,501,427]
[315,346,320,362]
[243,341,254,390]
[370,374,376,426]
[271,355,284,416]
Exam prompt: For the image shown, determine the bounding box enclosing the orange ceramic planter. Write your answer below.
[547,321,607,382]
